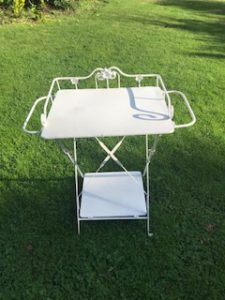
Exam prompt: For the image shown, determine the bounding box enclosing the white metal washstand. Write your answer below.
[22,66,196,236]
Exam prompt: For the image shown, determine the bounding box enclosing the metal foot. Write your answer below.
[147,217,153,237]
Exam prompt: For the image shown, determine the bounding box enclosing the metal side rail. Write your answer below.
[168,90,196,129]
[22,96,47,135]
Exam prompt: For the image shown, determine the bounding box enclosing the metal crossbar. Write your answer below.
[95,137,125,172]
[95,137,125,170]
[95,137,148,193]
[57,140,84,178]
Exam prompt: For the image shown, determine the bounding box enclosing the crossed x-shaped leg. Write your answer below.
[95,137,125,172]
[95,137,145,189]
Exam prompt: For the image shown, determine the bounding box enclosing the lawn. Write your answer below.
[1,0,225,299]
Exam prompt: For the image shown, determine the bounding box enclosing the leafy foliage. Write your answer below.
[12,0,25,15]
[0,0,79,16]
[48,0,72,9]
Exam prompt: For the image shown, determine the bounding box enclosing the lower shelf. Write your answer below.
[80,171,147,219]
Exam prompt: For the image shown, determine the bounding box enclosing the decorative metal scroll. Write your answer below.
[95,68,118,81]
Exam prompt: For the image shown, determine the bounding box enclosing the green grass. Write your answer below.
[1,0,225,299]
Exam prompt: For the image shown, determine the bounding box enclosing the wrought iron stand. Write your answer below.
[23,67,196,236]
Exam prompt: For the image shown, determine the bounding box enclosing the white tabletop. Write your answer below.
[41,87,174,139]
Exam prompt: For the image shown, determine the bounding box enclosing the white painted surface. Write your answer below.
[80,172,147,218]
[41,87,174,139]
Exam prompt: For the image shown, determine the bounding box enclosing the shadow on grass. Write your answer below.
[1,134,225,240]
[158,0,225,15]
[108,0,225,60]
[154,17,225,59]
[1,134,225,298]
[188,52,225,60]
[157,0,225,59]
[0,177,76,239]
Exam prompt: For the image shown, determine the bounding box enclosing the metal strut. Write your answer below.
[57,140,84,178]
[143,135,160,177]
[144,135,161,236]
[73,139,80,234]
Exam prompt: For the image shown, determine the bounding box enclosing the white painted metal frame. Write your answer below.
[22,66,196,236]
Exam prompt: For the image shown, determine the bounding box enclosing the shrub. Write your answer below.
[0,0,79,15]
[47,0,72,9]
[12,0,25,15]
[1,0,13,7]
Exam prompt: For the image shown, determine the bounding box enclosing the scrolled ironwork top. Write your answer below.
[95,68,118,81]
